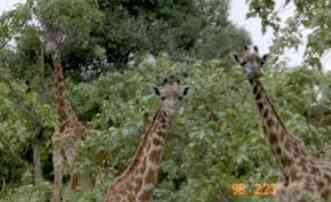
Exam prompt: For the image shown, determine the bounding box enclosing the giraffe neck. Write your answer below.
[110,108,170,201]
[53,62,68,133]
[248,78,307,172]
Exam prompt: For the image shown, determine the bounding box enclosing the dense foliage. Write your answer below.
[0,0,331,202]
[1,55,331,201]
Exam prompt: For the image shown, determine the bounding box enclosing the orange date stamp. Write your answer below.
[231,183,276,196]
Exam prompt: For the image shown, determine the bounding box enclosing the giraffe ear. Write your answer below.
[162,78,168,85]
[153,87,161,96]
[253,46,259,53]
[183,87,190,96]
[233,54,240,63]
[261,54,269,65]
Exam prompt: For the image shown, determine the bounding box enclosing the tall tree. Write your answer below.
[247,0,331,70]
[96,0,250,68]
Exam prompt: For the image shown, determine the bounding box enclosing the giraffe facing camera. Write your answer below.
[233,45,268,79]
[103,78,190,202]
[153,77,190,116]
[237,45,331,202]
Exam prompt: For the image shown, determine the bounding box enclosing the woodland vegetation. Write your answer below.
[0,0,331,202]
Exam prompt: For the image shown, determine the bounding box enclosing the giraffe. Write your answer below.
[103,78,189,202]
[45,29,88,202]
[233,46,331,202]
[53,63,88,190]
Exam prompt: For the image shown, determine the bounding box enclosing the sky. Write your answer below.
[0,0,23,13]
[1,0,330,70]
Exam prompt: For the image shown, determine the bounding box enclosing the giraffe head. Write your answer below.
[154,78,189,115]
[233,46,268,79]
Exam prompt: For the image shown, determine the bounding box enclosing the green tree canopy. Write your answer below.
[247,0,331,70]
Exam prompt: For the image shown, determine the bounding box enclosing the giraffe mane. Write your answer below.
[113,107,162,183]
[253,79,288,132]
[54,63,68,132]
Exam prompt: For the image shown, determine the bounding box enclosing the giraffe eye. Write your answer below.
[178,96,183,100]
[161,96,166,101]
[240,61,247,66]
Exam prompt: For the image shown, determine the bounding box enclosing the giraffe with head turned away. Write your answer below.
[53,63,88,190]
[45,28,89,202]
[233,45,331,202]
[103,77,190,202]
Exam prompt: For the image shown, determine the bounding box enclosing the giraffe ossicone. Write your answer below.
[103,77,189,202]
[234,45,331,202]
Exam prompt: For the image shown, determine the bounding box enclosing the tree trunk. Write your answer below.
[32,143,43,183]
[52,135,63,202]
[69,174,78,191]
[78,171,94,191]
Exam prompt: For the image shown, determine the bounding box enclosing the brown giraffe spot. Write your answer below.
[290,185,301,196]
[311,166,321,176]
[317,180,325,189]
[149,150,161,164]
[134,176,143,193]
[135,165,143,177]
[324,174,331,183]
[161,123,168,129]
[304,179,314,192]
[307,159,315,167]
[145,169,157,184]
[156,130,166,138]
[289,167,298,179]
[274,146,281,155]
[266,118,274,127]
[108,193,121,202]
[256,92,261,100]
[128,192,135,201]
[325,166,331,173]
[126,182,134,191]
[298,157,307,166]
[268,132,278,144]
[301,165,308,173]
[119,189,126,196]
[160,111,167,118]
[282,174,289,186]
[284,141,294,153]
[263,108,269,118]
[322,188,330,199]
[257,102,263,111]
[253,85,259,94]
[138,190,152,201]
[280,157,293,168]
[160,117,166,123]
[153,138,162,146]
[292,145,301,155]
